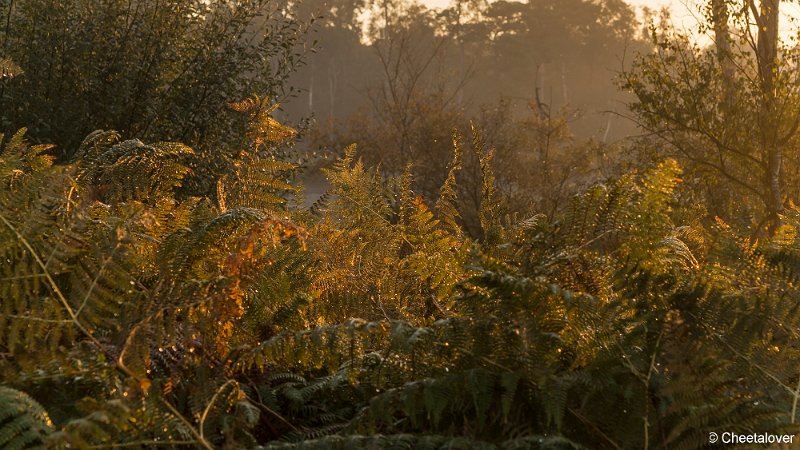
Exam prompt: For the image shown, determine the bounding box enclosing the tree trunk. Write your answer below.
[711,0,735,104]
[754,0,782,230]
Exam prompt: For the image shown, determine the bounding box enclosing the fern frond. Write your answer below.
[221,156,297,211]
[0,57,23,79]
[257,434,498,449]
[471,124,503,245]
[435,130,464,237]
[0,386,53,450]
[78,139,193,204]
[0,129,55,182]
[228,96,297,147]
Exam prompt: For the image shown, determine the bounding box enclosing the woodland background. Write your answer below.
[2,0,800,449]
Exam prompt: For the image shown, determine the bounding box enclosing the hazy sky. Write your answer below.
[631,0,800,39]
[417,0,699,29]
[420,0,688,12]
[631,0,689,12]
[633,0,703,32]
[418,0,800,42]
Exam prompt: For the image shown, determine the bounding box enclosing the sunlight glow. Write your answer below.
[418,0,800,45]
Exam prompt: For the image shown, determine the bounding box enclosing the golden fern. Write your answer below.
[228,96,297,148]
[435,130,464,238]
[0,57,23,79]
[0,129,55,182]
[471,125,504,246]
[218,96,299,212]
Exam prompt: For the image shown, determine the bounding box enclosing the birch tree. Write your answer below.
[624,0,799,234]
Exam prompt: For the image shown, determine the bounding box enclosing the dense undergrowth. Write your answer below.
[1,94,800,449]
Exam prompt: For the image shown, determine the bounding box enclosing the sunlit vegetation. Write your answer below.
[2,0,800,449]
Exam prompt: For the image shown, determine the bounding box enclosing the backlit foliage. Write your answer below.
[217,97,299,213]
[6,0,799,447]
[0,58,22,79]
[3,107,800,449]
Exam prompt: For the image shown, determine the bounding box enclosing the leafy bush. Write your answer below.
[0,0,309,158]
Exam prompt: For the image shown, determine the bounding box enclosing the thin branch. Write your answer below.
[0,212,95,342]
[6,314,71,324]
[568,407,623,450]
[792,371,800,424]
[199,379,237,440]
[75,244,121,318]
[88,440,198,449]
